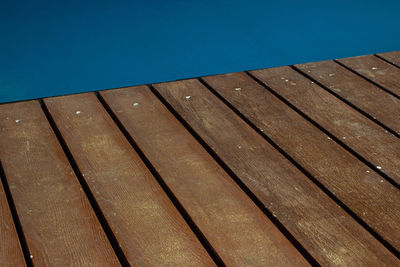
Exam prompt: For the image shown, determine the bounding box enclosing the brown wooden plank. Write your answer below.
[0,180,25,266]
[250,66,400,186]
[152,79,398,265]
[295,60,400,134]
[44,93,214,266]
[0,101,119,266]
[100,86,308,266]
[377,51,400,67]
[203,72,400,252]
[337,55,400,97]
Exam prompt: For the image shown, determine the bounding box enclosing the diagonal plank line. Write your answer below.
[201,75,400,259]
[146,84,320,266]
[375,54,400,69]
[39,99,130,267]
[95,92,226,267]
[333,60,400,99]
[246,71,400,192]
[292,65,400,139]
[0,161,33,267]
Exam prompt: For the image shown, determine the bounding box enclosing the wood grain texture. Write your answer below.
[100,86,308,266]
[0,180,25,266]
[378,51,400,67]
[0,101,119,266]
[295,60,400,134]
[152,79,398,266]
[337,55,400,97]
[203,72,400,252]
[44,93,214,267]
[250,66,400,186]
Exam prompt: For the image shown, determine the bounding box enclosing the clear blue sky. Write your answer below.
[1,0,399,103]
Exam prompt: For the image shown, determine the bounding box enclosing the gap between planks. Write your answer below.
[200,74,400,258]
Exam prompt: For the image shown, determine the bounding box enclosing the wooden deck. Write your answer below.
[1,51,400,266]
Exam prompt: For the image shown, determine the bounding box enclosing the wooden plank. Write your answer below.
[250,66,400,186]
[44,93,214,266]
[203,72,400,252]
[377,51,400,67]
[0,180,25,266]
[100,86,308,266]
[337,55,400,97]
[0,101,119,266]
[152,79,398,265]
[295,60,400,134]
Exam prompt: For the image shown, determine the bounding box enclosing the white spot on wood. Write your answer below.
[15,119,20,123]
[329,73,335,77]
[113,212,117,216]
[237,144,242,149]
[371,67,378,70]
[30,255,33,259]
[380,180,384,183]
[284,79,289,82]
[376,166,382,170]
[235,87,241,91]
[185,96,191,99]
[327,137,331,140]
[342,136,346,139]
[26,141,30,151]
[76,111,81,114]
[133,103,139,107]
[366,170,370,173]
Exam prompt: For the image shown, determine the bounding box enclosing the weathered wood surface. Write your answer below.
[378,51,400,67]
[100,86,308,266]
[152,79,398,265]
[295,60,400,134]
[337,55,400,97]
[1,51,400,266]
[44,93,214,266]
[0,178,25,267]
[0,101,119,266]
[250,66,400,186]
[202,71,400,252]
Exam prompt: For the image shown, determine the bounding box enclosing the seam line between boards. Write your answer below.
[247,70,400,191]
[95,92,226,267]
[374,54,400,69]
[39,99,130,267]
[0,161,34,266]
[333,60,400,99]
[201,75,400,259]
[292,65,400,139]
[146,84,320,266]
